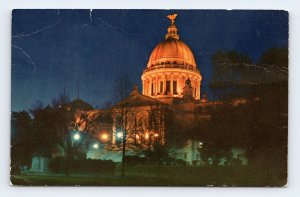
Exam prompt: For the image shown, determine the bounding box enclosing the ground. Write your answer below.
[10,165,286,186]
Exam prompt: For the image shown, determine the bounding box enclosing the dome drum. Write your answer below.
[141,69,201,100]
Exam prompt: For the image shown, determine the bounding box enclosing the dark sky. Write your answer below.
[11,9,288,112]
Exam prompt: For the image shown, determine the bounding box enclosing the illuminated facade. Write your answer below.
[84,14,247,165]
[98,14,213,163]
[109,14,207,148]
[141,14,202,104]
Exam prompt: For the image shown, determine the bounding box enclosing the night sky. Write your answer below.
[11,10,288,112]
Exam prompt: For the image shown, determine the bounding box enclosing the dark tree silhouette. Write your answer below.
[11,111,33,172]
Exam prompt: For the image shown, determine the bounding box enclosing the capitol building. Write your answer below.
[68,14,247,165]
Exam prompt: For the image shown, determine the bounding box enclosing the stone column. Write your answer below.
[155,75,158,95]
[157,76,160,94]
[149,77,153,96]
[142,80,145,95]
[180,76,185,95]
[145,79,148,96]
[146,78,150,96]
[163,75,166,94]
[197,80,201,100]
[144,80,147,96]
[170,74,174,94]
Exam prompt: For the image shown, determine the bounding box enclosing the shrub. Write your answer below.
[175,159,187,166]
[124,156,147,166]
[161,157,176,165]
[192,160,199,165]
[49,156,66,173]
[49,157,115,174]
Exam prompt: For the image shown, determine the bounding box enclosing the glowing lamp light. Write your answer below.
[145,133,149,139]
[154,133,159,137]
[73,133,81,141]
[93,143,99,149]
[101,133,108,140]
[135,134,140,139]
[116,132,123,139]
[198,141,203,149]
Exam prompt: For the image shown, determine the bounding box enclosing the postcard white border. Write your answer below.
[1,0,300,196]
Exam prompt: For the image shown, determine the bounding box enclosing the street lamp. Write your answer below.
[73,133,81,141]
[101,133,108,141]
[116,132,123,139]
[71,132,81,148]
[144,133,149,140]
[198,141,203,149]
[93,143,99,149]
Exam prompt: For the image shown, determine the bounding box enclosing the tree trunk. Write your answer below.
[121,129,126,178]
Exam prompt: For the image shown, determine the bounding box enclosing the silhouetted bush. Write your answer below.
[161,157,176,165]
[124,156,147,166]
[72,159,115,174]
[175,159,187,166]
[49,157,115,174]
[49,156,66,173]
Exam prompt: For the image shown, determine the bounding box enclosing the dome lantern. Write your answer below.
[165,14,179,40]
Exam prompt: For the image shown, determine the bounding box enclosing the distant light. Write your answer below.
[101,133,108,140]
[198,141,203,148]
[73,133,80,140]
[117,132,123,139]
[145,133,149,139]
[154,133,159,137]
[135,134,140,139]
[93,143,99,149]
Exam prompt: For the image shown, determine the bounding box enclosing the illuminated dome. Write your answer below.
[147,38,197,69]
[141,14,202,102]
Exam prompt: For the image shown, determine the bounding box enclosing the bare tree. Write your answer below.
[109,72,135,178]
[51,93,70,109]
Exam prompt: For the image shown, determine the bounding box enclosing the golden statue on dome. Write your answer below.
[167,14,178,24]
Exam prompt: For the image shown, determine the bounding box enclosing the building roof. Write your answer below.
[69,99,94,112]
[147,38,197,69]
[146,14,197,69]
[112,86,168,109]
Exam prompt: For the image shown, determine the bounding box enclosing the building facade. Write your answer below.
[77,14,247,165]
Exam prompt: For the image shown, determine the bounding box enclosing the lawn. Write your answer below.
[10,165,286,186]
